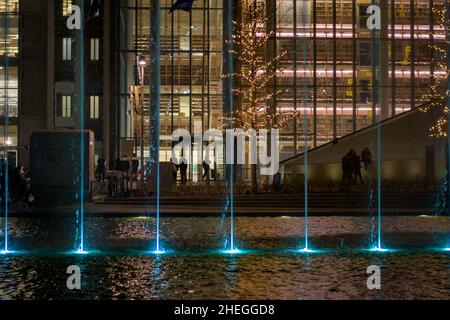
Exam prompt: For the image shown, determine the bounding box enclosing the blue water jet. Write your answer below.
[300,1,309,252]
[75,0,86,254]
[2,5,10,254]
[223,0,236,253]
[149,0,163,254]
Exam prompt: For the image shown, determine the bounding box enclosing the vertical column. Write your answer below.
[223,0,234,180]
[103,0,111,163]
[391,0,397,117]
[333,0,337,139]
[74,0,86,132]
[380,0,389,120]
[149,0,161,181]
[47,1,55,130]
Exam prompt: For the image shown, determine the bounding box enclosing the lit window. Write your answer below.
[62,96,72,118]
[62,38,72,60]
[90,96,100,119]
[62,0,73,16]
[90,38,100,61]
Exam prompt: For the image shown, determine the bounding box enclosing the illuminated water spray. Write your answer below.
[150,0,164,255]
[76,0,86,254]
[1,7,10,254]
[300,1,310,252]
[372,1,386,252]
[224,0,237,254]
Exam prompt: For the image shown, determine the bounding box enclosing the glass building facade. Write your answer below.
[0,0,19,165]
[115,0,443,180]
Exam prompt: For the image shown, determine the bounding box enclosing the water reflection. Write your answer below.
[0,216,449,299]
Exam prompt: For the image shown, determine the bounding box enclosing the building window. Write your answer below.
[90,38,100,61]
[62,95,72,118]
[90,96,100,119]
[62,0,72,16]
[62,38,72,60]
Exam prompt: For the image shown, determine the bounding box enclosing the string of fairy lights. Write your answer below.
[421,6,450,138]
[220,0,298,131]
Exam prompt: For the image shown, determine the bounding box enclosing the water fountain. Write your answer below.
[300,0,310,253]
[150,0,164,255]
[1,7,10,255]
[76,0,87,255]
[222,0,238,255]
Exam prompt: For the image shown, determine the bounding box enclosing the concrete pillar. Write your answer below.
[19,1,50,166]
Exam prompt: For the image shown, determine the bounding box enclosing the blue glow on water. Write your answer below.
[444,248,450,252]
[368,246,391,253]
[222,248,242,255]
[75,249,89,255]
[0,250,12,255]
[298,247,315,254]
[151,249,166,255]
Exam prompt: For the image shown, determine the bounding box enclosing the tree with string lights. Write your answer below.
[222,0,296,193]
[422,5,450,138]
[422,2,450,211]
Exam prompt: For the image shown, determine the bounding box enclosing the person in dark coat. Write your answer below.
[97,158,106,181]
[202,160,210,182]
[180,158,188,185]
[361,147,372,171]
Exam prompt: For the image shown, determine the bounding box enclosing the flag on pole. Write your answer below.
[86,0,104,22]
[169,0,195,14]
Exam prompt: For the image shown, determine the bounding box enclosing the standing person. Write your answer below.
[97,157,106,181]
[340,150,353,191]
[273,171,282,193]
[202,160,210,182]
[180,158,188,185]
[353,153,364,184]
[12,165,22,203]
[170,158,178,184]
[131,154,139,182]
[361,147,372,171]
